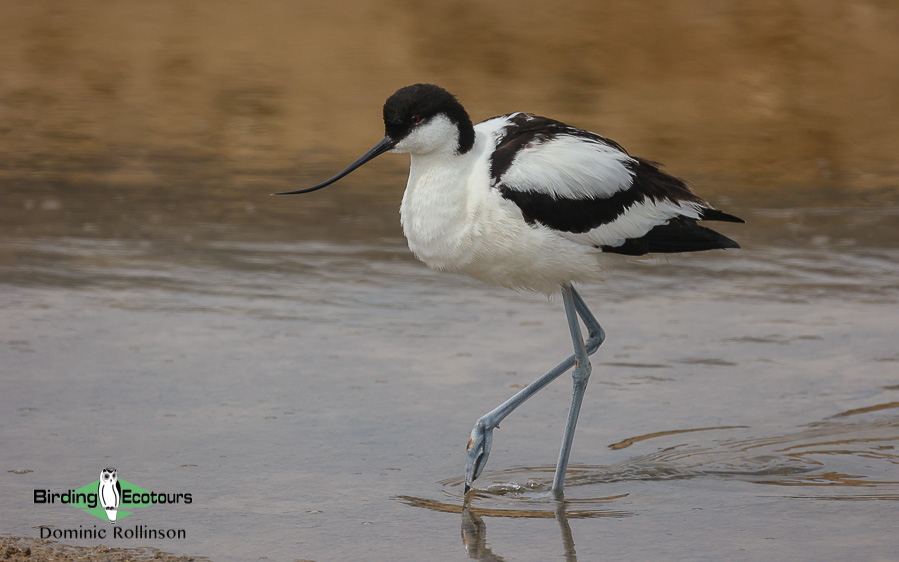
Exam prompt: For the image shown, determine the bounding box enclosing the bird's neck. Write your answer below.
[400,150,476,271]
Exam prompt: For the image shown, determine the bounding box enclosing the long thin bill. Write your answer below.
[274,136,398,195]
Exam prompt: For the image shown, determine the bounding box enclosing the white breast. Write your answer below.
[399,148,478,272]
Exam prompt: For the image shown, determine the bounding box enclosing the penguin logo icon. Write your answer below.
[98,468,122,524]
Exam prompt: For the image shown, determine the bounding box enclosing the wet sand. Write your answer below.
[1,536,205,562]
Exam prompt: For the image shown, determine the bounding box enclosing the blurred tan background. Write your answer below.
[2,0,897,192]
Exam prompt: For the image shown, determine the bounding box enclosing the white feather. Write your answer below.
[392,114,460,156]
[499,131,634,199]
[560,199,706,249]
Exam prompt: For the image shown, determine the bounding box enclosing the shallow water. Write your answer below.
[2,2,899,561]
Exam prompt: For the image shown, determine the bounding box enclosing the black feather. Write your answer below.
[601,217,741,256]
[700,208,745,223]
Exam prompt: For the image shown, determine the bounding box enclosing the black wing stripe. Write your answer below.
[499,183,647,233]
[498,157,708,233]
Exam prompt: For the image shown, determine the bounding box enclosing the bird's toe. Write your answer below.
[465,421,493,487]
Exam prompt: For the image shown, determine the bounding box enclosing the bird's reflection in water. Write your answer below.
[460,503,505,562]
[460,493,626,561]
[399,485,631,561]
[554,502,578,562]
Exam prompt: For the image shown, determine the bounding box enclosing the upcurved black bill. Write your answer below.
[274,136,397,195]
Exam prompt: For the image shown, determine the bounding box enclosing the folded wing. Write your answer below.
[489,113,743,255]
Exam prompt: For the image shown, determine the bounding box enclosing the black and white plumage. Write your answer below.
[490,112,743,256]
[278,84,742,497]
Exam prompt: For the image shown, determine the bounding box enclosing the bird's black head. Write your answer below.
[274,84,475,196]
[383,84,475,154]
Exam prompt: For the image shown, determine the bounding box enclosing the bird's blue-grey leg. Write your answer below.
[465,284,605,495]
[551,284,604,498]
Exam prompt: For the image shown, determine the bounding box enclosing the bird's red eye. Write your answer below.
[411,115,422,125]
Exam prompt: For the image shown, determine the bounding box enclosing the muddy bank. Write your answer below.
[1,536,208,562]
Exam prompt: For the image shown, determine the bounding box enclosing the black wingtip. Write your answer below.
[720,237,741,250]
[701,208,745,224]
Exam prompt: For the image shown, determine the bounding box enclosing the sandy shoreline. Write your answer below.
[0,536,209,562]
